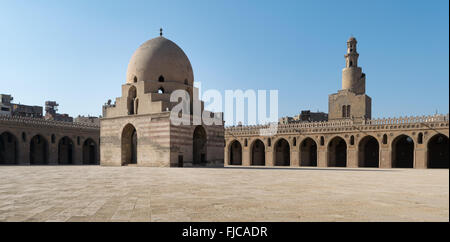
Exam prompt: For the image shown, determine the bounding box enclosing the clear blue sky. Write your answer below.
[0,0,448,120]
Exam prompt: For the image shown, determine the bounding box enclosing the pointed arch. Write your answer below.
[0,132,18,165]
[128,86,137,115]
[122,124,137,165]
[391,135,414,168]
[358,135,379,167]
[58,136,74,165]
[328,136,347,167]
[427,134,449,168]
[251,139,265,166]
[30,134,49,165]
[274,138,290,166]
[193,126,207,165]
[300,137,317,166]
[83,138,97,165]
[229,140,242,165]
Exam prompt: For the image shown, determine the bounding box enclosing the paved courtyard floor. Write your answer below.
[0,166,448,222]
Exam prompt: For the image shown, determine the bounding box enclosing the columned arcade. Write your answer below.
[225,115,449,169]
[0,115,100,165]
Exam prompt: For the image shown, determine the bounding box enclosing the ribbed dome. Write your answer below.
[126,36,194,85]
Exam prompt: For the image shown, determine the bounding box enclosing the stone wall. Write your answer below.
[0,115,100,165]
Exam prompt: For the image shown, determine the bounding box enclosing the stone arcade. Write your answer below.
[0,116,99,165]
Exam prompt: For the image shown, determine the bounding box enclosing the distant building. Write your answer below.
[279,110,328,124]
[0,94,13,116]
[44,101,73,122]
[0,94,43,118]
[75,115,100,126]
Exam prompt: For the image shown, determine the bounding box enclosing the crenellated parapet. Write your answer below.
[0,115,100,130]
[364,114,449,125]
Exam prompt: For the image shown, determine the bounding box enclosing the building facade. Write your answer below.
[100,33,224,167]
[225,37,449,169]
[0,115,99,165]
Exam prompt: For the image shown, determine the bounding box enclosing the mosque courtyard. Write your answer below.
[0,165,447,222]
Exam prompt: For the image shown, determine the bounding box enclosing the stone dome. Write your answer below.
[126,36,194,85]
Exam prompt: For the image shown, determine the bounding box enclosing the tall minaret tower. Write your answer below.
[328,37,371,121]
[342,37,366,95]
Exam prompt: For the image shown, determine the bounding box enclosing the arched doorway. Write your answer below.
[328,136,347,167]
[193,126,207,165]
[0,132,18,165]
[391,135,414,168]
[274,138,290,166]
[83,138,97,165]
[229,140,242,165]
[30,135,48,165]
[358,136,379,168]
[300,138,317,166]
[251,139,265,166]
[122,124,137,165]
[58,136,74,164]
[427,134,449,168]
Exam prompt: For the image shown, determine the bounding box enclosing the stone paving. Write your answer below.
[0,165,448,222]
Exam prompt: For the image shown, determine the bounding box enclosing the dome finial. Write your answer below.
[160,28,163,37]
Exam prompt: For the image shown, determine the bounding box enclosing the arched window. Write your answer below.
[158,87,165,94]
[268,138,271,147]
[244,139,248,147]
[51,134,55,143]
[350,135,355,145]
[22,132,26,142]
[418,133,423,144]
[349,61,353,67]
[133,76,137,83]
[293,137,297,146]
[346,105,351,118]
[320,136,325,146]
[184,79,188,85]
[342,106,346,118]
[77,136,80,145]
[128,86,137,115]
[158,75,165,82]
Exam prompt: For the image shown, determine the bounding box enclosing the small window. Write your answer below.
[158,75,165,82]
[320,136,325,146]
[350,136,355,145]
[418,133,423,144]
[51,134,55,143]
[184,79,188,85]
[346,105,351,118]
[133,76,137,83]
[349,61,353,67]
[382,134,388,144]
[268,138,271,147]
[293,137,297,146]
[158,87,165,94]
[22,132,26,142]
[342,106,346,118]
[77,136,80,145]
[244,139,248,147]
